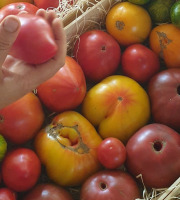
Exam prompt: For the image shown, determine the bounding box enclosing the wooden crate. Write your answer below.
[61,1,180,199]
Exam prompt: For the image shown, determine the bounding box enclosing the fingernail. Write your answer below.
[3,17,20,33]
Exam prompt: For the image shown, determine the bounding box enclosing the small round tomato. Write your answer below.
[0,188,16,200]
[37,56,86,112]
[10,13,58,64]
[1,148,41,192]
[0,2,39,22]
[73,30,121,82]
[97,137,126,169]
[0,92,45,145]
[106,2,152,46]
[121,44,160,84]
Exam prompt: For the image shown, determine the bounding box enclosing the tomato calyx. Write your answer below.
[115,21,125,30]
[46,123,90,154]
[152,140,166,153]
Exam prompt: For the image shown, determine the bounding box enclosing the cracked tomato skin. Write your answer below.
[82,75,150,143]
[34,111,102,187]
[149,23,180,68]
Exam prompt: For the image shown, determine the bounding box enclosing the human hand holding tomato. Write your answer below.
[0,9,66,109]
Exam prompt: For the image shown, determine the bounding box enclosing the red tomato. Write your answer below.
[1,148,41,192]
[23,183,73,200]
[37,56,86,112]
[0,92,45,145]
[0,2,38,22]
[10,13,57,64]
[73,30,121,82]
[0,188,16,200]
[126,123,180,188]
[97,137,126,169]
[80,170,140,200]
[121,44,160,84]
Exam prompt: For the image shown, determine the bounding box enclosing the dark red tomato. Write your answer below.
[23,183,73,200]
[34,0,74,10]
[0,188,17,200]
[10,13,58,64]
[0,2,38,22]
[0,92,45,145]
[97,137,126,169]
[1,148,41,192]
[73,30,121,82]
[121,44,160,84]
[37,56,86,112]
[80,170,140,200]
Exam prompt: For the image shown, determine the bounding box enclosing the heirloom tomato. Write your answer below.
[0,0,34,9]
[1,148,41,192]
[34,111,102,187]
[23,183,73,200]
[82,75,150,143]
[121,44,160,84]
[149,23,180,68]
[0,2,38,22]
[80,170,140,200]
[73,30,121,82]
[126,123,180,188]
[106,2,152,46]
[37,56,86,112]
[0,92,45,145]
[10,13,58,64]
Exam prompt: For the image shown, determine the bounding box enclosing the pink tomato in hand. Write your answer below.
[10,13,58,64]
[1,148,41,192]
[121,44,160,84]
[97,137,126,169]
[73,30,121,82]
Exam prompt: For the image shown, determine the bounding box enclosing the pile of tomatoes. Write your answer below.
[0,0,180,200]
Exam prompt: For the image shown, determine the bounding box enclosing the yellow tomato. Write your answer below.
[0,0,34,8]
[34,111,102,187]
[106,2,152,46]
[82,75,150,143]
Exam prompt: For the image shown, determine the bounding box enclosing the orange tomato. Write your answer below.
[0,0,34,8]
[34,111,102,187]
[82,75,150,143]
[106,2,152,46]
[149,23,180,68]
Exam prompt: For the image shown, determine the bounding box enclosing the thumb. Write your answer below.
[0,15,20,67]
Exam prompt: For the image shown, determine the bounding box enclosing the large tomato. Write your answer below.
[148,68,180,132]
[37,56,86,113]
[149,23,180,68]
[82,75,150,143]
[0,2,38,22]
[73,30,121,82]
[0,92,45,145]
[34,111,102,187]
[106,2,152,46]
[34,0,74,9]
[126,123,180,189]
[10,13,57,64]
[23,184,73,200]
[1,148,41,192]
[80,170,140,200]
[0,0,34,9]
[121,44,160,84]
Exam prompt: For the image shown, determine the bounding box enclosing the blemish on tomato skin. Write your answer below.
[0,115,4,123]
[116,21,125,30]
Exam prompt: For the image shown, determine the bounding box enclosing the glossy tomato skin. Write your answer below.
[82,75,150,143]
[0,2,38,22]
[0,92,44,145]
[23,184,73,200]
[73,30,121,82]
[126,123,180,189]
[37,56,86,112]
[80,170,140,200]
[0,0,34,9]
[0,188,17,200]
[34,111,102,187]
[121,44,160,84]
[97,137,126,169]
[1,148,41,192]
[10,13,57,64]
[148,68,180,132]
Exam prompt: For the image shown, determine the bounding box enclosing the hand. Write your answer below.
[0,9,67,109]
